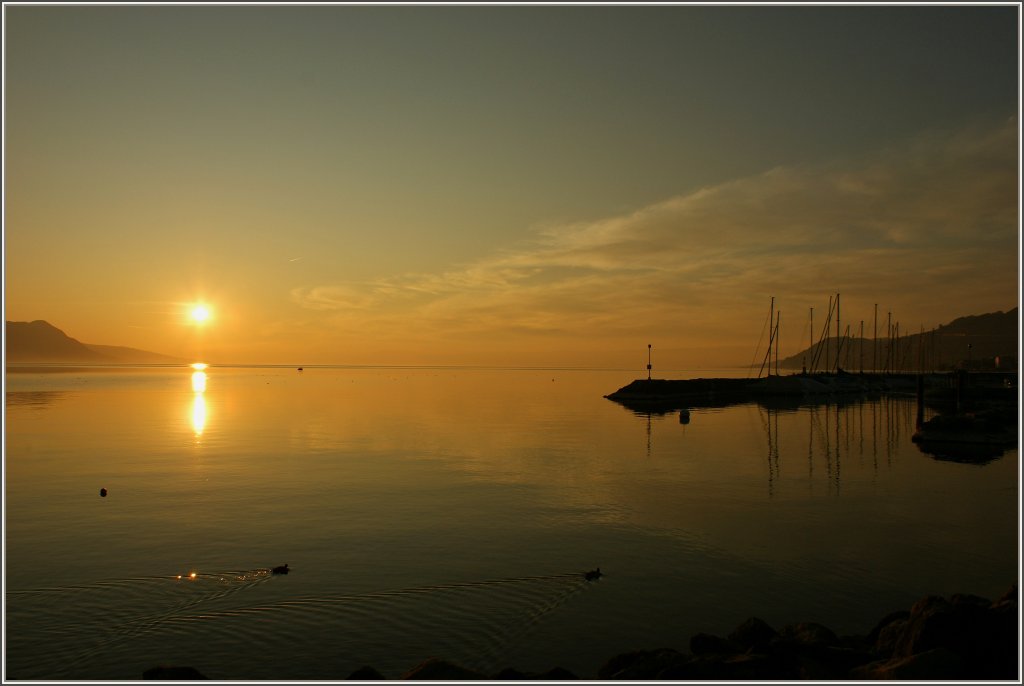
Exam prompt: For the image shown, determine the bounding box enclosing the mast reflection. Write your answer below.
[624,393,1009,495]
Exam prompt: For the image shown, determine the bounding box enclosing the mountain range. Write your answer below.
[5,320,183,364]
[776,308,1019,372]
[5,309,1020,368]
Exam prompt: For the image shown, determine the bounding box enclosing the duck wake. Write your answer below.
[6,569,597,679]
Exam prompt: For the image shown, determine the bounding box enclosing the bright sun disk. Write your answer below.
[191,306,211,323]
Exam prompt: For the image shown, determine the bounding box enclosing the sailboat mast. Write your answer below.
[887,311,892,373]
[825,295,831,373]
[835,293,841,372]
[860,320,864,373]
[873,304,878,372]
[806,306,813,373]
[758,297,775,379]
[775,311,781,376]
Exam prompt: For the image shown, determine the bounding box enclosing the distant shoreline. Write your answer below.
[5,362,750,373]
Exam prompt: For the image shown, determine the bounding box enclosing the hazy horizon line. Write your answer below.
[4,361,752,373]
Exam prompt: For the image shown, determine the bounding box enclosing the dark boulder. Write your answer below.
[894,595,966,658]
[967,590,1019,679]
[850,647,967,680]
[727,616,778,652]
[994,583,1017,607]
[866,589,1018,680]
[597,648,687,679]
[873,617,909,658]
[668,652,784,680]
[775,621,840,649]
[764,623,868,680]
[401,658,488,680]
[689,632,738,656]
[535,666,578,680]
[950,592,991,609]
[143,666,208,680]
[494,666,578,680]
[788,646,872,680]
[495,668,529,679]
[866,609,910,653]
[347,665,386,679]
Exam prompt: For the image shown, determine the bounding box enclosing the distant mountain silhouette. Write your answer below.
[778,308,1018,372]
[5,320,183,364]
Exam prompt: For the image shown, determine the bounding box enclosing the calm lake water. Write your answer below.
[4,366,1019,679]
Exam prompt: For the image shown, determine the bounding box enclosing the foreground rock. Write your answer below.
[343,660,580,680]
[400,657,490,680]
[143,665,208,679]
[598,586,1018,680]
[146,586,1018,680]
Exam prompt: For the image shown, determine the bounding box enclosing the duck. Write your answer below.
[584,567,603,581]
[271,564,290,575]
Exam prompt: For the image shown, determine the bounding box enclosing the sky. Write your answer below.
[3,4,1020,368]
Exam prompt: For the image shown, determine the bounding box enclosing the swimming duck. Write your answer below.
[584,567,602,581]
[272,564,290,575]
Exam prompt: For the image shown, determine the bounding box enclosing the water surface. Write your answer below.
[4,366,1018,679]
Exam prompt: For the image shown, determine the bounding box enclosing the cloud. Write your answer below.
[290,285,377,311]
[290,118,1018,364]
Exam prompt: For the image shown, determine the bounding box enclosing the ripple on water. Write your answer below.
[5,571,593,679]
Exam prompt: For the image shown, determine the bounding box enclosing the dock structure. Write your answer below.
[604,371,1015,414]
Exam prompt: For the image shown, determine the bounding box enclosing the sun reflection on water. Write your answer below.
[192,395,207,436]
[190,365,208,436]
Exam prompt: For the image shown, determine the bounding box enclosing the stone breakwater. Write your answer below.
[603,373,921,413]
[144,585,1018,680]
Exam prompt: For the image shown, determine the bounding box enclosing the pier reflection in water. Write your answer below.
[619,393,1009,498]
[763,398,917,497]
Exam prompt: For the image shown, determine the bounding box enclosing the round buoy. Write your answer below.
[100,488,108,497]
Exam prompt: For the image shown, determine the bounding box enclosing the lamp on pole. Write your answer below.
[647,344,652,380]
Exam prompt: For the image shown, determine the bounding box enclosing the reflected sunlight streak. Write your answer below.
[190,368,208,436]
[192,394,207,436]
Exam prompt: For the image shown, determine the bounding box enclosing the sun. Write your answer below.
[190,305,212,324]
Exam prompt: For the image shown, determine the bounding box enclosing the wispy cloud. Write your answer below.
[290,285,377,311]
[290,118,1018,364]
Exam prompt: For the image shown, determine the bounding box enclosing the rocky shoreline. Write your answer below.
[144,585,1018,680]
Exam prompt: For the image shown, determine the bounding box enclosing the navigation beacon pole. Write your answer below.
[647,344,652,381]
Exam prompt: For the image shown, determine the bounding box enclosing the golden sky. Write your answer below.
[3,5,1020,367]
